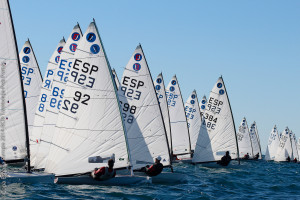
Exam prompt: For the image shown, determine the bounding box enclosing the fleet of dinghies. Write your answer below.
[1,0,300,186]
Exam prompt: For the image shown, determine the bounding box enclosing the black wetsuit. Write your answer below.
[217,155,231,166]
[145,163,163,176]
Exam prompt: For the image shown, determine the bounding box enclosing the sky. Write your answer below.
[9,0,300,153]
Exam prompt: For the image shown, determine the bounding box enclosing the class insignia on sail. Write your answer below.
[265,125,280,161]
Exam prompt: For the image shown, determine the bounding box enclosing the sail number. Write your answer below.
[62,91,90,114]
[21,66,34,86]
[166,92,178,107]
[202,113,218,130]
[120,101,136,124]
[70,59,98,88]
[185,106,196,120]
[206,97,223,114]
[120,76,143,100]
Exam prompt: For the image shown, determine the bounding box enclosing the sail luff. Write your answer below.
[6,0,30,171]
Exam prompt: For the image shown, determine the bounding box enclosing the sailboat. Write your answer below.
[0,0,53,183]
[199,95,207,119]
[192,76,239,166]
[249,122,262,159]
[166,75,192,162]
[112,68,120,90]
[297,139,300,161]
[154,73,172,152]
[44,21,149,185]
[265,125,280,161]
[185,90,201,153]
[237,118,253,159]
[34,24,83,170]
[274,127,292,162]
[290,131,299,162]
[30,38,66,167]
[19,40,43,137]
[118,46,185,184]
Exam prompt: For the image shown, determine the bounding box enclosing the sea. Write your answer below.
[2,159,300,200]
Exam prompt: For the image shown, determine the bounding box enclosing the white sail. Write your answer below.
[249,122,261,159]
[291,132,299,160]
[192,77,239,163]
[199,95,207,119]
[185,90,201,152]
[166,76,191,156]
[154,73,172,151]
[297,139,300,160]
[30,38,66,166]
[0,0,29,162]
[44,21,130,176]
[35,24,83,169]
[253,122,262,158]
[112,68,120,90]
[265,125,280,161]
[265,146,271,160]
[19,40,43,136]
[275,127,292,162]
[237,118,253,158]
[118,45,170,170]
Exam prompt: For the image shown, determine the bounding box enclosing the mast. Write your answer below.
[222,76,240,164]
[27,39,43,82]
[7,0,30,172]
[140,46,172,167]
[93,19,132,171]
[160,73,173,156]
[175,75,192,156]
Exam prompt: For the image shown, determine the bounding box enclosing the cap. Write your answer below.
[156,156,162,161]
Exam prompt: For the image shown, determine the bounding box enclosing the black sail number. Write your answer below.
[62,91,90,114]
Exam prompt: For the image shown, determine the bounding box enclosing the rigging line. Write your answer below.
[40,139,69,151]
[48,61,58,65]
[55,126,123,132]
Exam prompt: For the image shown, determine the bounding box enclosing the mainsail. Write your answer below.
[290,131,299,160]
[275,127,292,162]
[237,118,253,158]
[185,90,201,152]
[44,21,130,176]
[265,125,280,161]
[118,45,171,170]
[166,76,191,156]
[0,0,29,164]
[249,122,261,159]
[19,40,43,136]
[35,24,83,169]
[154,73,172,151]
[192,77,239,163]
[30,38,66,167]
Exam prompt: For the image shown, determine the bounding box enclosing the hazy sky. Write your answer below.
[10,0,300,153]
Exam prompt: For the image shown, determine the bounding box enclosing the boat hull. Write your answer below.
[5,172,54,184]
[55,175,151,185]
[134,172,187,184]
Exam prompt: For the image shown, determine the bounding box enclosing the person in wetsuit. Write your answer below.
[217,151,232,166]
[254,153,259,160]
[286,156,291,162]
[92,159,116,181]
[142,156,164,177]
[243,153,250,160]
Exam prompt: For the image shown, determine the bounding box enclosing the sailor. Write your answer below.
[217,151,231,166]
[286,156,291,162]
[0,157,4,165]
[142,156,164,177]
[254,153,259,159]
[243,153,250,160]
[293,158,297,163]
[91,159,116,181]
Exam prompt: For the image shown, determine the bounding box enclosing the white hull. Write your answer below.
[6,172,54,184]
[55,175,151,185]
[134,172,187,184]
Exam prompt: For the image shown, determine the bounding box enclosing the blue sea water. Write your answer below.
[2,160,300,200]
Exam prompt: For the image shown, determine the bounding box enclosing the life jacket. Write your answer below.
[146,163,163,177]
[93,167,115,181]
